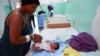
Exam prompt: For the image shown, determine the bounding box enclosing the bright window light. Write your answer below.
[65,0,68,2]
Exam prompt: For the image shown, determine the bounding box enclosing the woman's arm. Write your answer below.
[8,12,33,45]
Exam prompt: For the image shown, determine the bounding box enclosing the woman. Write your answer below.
[0,0,41,56]
[47,4,54,17]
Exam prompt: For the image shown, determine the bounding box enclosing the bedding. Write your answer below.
[46,17,71,28]
[69,32,97,52]
[80,50,100,56]
[56,28,79,42]
[64,46,100,56]
[64,46,80,56]
[25,27,100,56]
[40,27,78,41]
[26,39,68,56]
[25,27,78,56]
[31,40,68,56]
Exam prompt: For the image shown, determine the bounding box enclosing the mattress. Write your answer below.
[46,17,71,28]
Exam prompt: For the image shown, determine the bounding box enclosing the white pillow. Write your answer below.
[53,14,66,18]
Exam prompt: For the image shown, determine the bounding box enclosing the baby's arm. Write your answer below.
[46,48,55,52]
[32,45,42,51]
[46,40,52,43]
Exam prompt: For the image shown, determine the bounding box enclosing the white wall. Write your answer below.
[10,0,19,10]
[2,0,9,5]
[10,0,67,10]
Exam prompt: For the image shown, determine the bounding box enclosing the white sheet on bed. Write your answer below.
[40,27,78,41]
[80,50,100,56]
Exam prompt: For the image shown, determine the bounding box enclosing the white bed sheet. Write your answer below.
[80,50,100,56]
[40,27,79,41]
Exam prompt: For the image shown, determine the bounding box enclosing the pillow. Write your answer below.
[53,14,66,18]
[47,17,68,23]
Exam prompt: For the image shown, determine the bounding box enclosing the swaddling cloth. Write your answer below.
[35,42,51,51]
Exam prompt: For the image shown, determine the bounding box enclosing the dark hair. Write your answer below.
[21,0,40,6]
[54,42,59,50]
[38,11,45,15]
[48,5,53,11]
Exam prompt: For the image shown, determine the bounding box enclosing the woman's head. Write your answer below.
[20,0,40,14]
[21,0,40,6]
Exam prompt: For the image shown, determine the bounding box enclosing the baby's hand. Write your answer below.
[32,46,41,51]
[32,46,37,50]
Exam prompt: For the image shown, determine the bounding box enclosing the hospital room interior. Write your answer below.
[0,0,100,56]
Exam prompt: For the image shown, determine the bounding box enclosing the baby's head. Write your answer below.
[33,34,43,43]
[51,42,59,50]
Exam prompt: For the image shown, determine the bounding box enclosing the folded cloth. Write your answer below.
[64,46,80,56]
[69,32,98,52]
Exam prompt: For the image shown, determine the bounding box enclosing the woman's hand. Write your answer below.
[32,45,41,51]
[30,34,42,43]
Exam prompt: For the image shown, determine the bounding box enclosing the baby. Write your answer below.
[32,40,59,52]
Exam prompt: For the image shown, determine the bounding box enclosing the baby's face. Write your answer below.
[51,43,57,49]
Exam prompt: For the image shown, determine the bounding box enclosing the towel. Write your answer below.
[64,46,80,56]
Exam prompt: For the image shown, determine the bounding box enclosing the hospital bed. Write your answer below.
[26,11,100,56]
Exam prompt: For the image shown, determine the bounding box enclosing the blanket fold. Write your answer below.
[69,32,98,52]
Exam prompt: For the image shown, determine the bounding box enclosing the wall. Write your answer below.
[36,2,66,18]
[39,0,66,4]
[65,0,100,34]
[0,0,11,36]
[10,0,19,10]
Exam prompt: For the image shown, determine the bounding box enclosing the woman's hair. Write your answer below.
[21,0,40,6]
[48,5,53,11]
